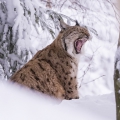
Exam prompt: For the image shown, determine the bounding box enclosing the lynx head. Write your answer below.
[59,18,91,58]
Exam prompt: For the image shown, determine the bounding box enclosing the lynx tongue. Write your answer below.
[74,38,87,54]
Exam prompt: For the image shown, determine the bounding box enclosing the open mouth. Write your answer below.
[74,37,88,54]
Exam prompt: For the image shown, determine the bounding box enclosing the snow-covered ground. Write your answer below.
[0,82,116,120]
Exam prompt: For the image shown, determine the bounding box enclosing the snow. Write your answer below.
[116,46,120,74]
[0,82,116,120]
[5,0,16,26]
[116,46,120,60]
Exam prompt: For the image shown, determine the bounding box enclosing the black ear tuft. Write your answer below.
[58,18,61,21]
[75,20,80,26]
[59,17,69,31]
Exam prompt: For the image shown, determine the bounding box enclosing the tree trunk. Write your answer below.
[114,35,120,120]
[114,1,120,120]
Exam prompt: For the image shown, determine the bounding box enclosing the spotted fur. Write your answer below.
[10,19,91,100]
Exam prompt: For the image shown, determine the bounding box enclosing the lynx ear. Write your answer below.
[75,20,80,26]
[59,18,69,30]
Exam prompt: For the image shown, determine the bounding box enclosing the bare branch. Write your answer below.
[82,75,105,85]
[79,48,100,88]
[106,0,120,24]
[59,0,67,10]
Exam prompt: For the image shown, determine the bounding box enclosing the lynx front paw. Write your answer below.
[65,96,79,100]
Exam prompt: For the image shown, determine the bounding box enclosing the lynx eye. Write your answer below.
[84,35,88,39]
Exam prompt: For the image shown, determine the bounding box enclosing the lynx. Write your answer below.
[11,19,91,100]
